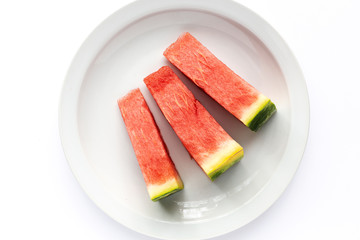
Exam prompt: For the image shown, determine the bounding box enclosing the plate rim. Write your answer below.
[59,0,310,239]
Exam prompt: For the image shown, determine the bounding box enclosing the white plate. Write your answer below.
[59,0,309,239]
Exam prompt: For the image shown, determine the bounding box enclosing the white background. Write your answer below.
[0,0,359,239]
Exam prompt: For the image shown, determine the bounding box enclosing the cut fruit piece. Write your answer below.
[118,88,183,201]
[144,66,243,181]
[164,32,277,131]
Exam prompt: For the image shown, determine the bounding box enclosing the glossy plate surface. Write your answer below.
[59,0,309,239]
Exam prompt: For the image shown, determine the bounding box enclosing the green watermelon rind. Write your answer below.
[208,149,244,181]
[151,187,183,202]
[202,141,244,181]
[247,100,277,132]
[148,177,184,201]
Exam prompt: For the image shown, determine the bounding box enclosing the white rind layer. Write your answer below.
[147,177,183,200]
[200,139,243,176]
[240,94,269,125]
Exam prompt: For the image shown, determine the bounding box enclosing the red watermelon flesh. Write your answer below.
[118,88,183,201]
[144,66,243,181]
[164,32,276,131]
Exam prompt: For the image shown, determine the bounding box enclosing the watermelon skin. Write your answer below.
[118,89,183,201]
[164,32,276,131]
[144,66,243,181]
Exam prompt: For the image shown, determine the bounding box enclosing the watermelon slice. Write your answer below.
[118,89,183,201]
[144,66,243,181]
[164,32,276,131]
